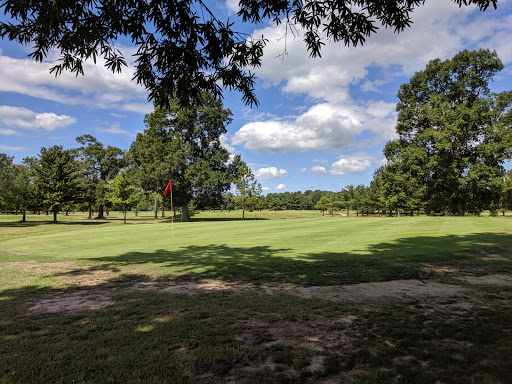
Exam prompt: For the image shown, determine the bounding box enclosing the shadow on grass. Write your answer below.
[1,234,512,382]
[0,220,108,228]
[48,232,512,285]
[1,269,512,383]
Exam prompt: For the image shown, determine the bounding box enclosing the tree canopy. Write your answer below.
[33,145,79,223]
[385,49,512,215]
[0,0,497,108]
[129,92,239,221]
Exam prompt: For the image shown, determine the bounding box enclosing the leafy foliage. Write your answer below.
[129,92,238,221]
[385,49,512,215]
[107,171,143,223]
[32,145,79,222]
[0,0,497,107]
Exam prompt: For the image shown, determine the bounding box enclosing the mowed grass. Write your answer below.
[0,212,512,383]
[1,211,511,289]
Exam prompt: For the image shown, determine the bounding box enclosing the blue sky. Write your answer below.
[1,0,511,194]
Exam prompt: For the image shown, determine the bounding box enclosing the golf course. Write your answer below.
[1,212,511,383]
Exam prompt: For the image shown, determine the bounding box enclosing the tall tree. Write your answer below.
[107,171,143,224]
[389,49,512,215]
[0,0,496,108]
[33,146,79,223]
[76,135,124,219]
[233,159,262,220]
[0,154,14,212]
[129,92,236,222]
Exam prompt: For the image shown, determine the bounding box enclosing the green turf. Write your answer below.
[1,212,511,290]
[0,212,511,383]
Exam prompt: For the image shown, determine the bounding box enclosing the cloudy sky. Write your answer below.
[1,0,511,193]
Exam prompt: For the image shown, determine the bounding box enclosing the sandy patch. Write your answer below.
[27,274,511,316]
[455,274,512,286]
[27,289,114,315]
[133,279,470,303]
[288,280,469,302]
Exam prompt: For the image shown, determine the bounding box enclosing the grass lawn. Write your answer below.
[0,211,511,383]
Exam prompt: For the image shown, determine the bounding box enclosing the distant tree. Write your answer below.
[222,192,236,212]
[368,169,386,216]
[129,92,236,222]
[233,160,261,220]
[389,49,512,215]
[0,154,14,212]
[314,196,329,216]
[10,163,33,221]
[76,135,124,219]
[340,185,356,217]
[107,171,143,224]
[33,146,79,223]
[501,171,512,214]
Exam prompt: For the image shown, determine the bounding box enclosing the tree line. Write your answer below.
[1,49,511,221]
[0,93,259,223]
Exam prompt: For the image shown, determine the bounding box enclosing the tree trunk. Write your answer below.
[456,200,464,216]
[53,209,58,223]
[88,203,92,219]
[106,207,109,216]
[123,210,127,224]
[135,208,138,217]
[397,208,400,217]
[97,205,105,219]
[22,210,26,222]
[242,203,245,220]
[181,204,190,222]
[161,204,165,218]
[154,199,158,219]
[347,209,350,217]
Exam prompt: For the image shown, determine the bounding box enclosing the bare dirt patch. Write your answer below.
[455,274,512,286]
[27,274,511,317]
[26,289,114,316]
[58,268,120,287]
[132,279,471,303]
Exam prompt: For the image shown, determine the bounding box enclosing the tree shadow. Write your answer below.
[48,232,512,285]
[0,221,108,228]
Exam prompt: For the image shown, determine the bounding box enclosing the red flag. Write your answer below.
[163,180,172,196]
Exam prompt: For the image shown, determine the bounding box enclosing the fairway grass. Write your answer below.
[1,212,511,383]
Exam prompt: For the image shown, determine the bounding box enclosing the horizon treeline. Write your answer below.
[1,49,511,220]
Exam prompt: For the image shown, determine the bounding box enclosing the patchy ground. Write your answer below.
[26,273,511,316]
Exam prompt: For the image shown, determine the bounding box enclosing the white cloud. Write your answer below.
[0,106,76,132]
[299,167,308,173]
[220,134,236,153]
[250,0,511,103]
[276,183,286,190]
[232,101,396,152]
[329,158,372,175]
[262,186,273,191]
[95,122,133,136]
[0,50,151,113]
[0,144,30,151]
[254,166,288,179]
[311,165,327,175]
[0,128,22,136]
